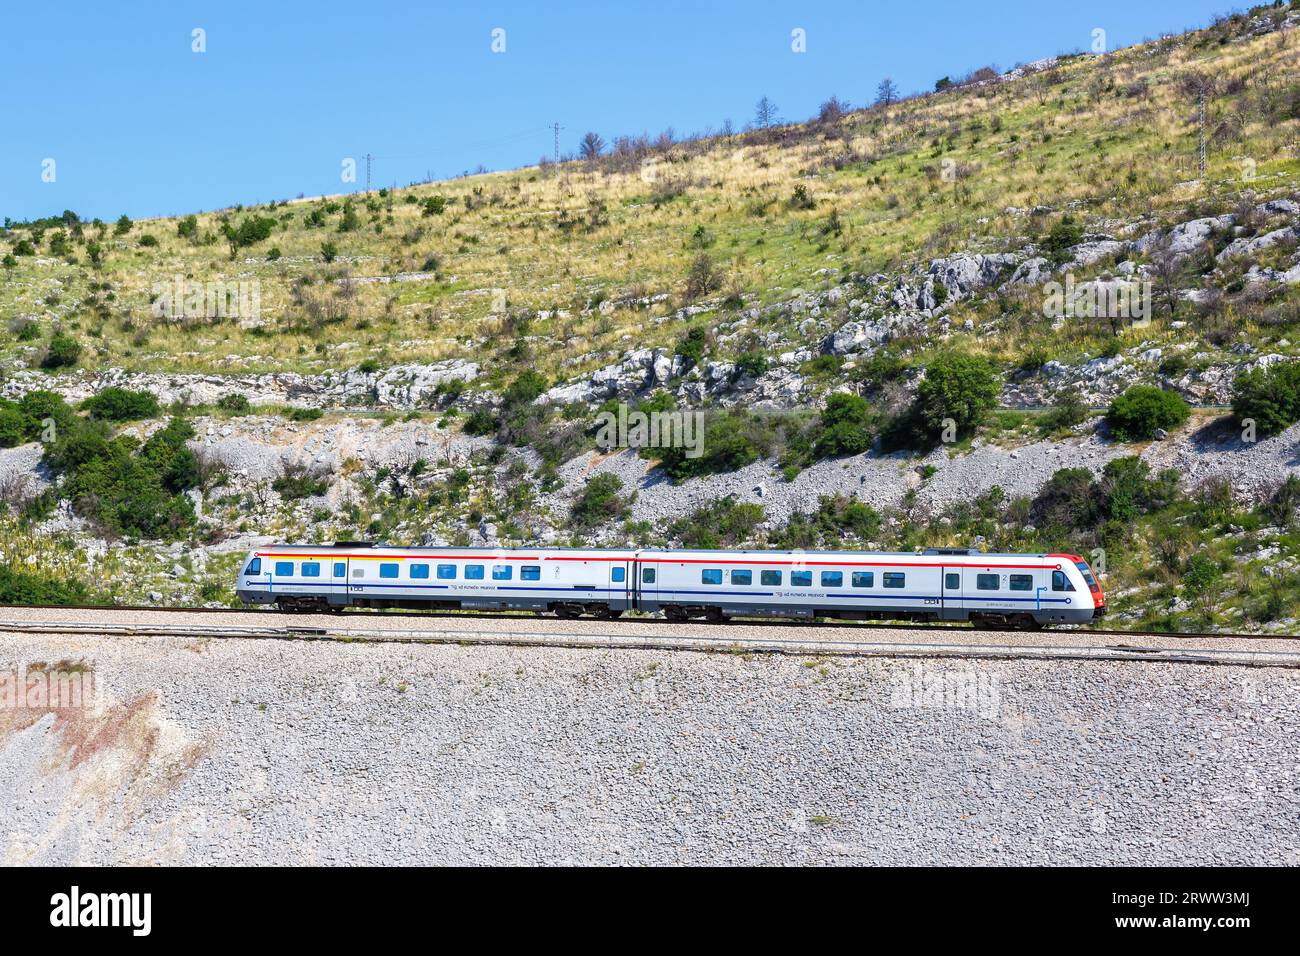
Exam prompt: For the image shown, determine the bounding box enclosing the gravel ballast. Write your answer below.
[2,630,1297,865]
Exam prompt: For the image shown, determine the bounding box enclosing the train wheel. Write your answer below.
[664,606,688,622]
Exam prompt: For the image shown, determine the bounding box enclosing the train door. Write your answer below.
[610,558,632,611]
[942,565,966,619]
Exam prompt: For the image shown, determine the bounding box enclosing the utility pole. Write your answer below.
[365,153,373,192]
[552,122,563,163]
[1197,92,1207,180]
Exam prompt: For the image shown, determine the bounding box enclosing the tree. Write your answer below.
[916,353,1000,438]
[42,333,82,370]
[1232,361,1300,437]
[875,77,899,107]
[934,76,953,92]
[1106,385,1191,441]
[813,393,874,458]
[113,214,132,236]
[818,96,848,123]
[754,96,780,129]
[579,131,605,160]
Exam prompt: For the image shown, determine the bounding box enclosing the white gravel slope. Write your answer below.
[1,633,1297,866]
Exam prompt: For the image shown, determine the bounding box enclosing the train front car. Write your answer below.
[1057,553,1106,619]
[235,549,275,606]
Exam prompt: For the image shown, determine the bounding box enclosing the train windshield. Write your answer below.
[1075,561,1100,593]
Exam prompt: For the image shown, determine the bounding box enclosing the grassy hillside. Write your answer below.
[4,5,1300,397]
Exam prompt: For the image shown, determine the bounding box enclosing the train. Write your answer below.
[235,543,1106,628]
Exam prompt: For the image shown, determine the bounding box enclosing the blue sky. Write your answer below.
[0,0,1233,222]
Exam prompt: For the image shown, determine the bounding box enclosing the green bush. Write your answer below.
[0,564,90,605]
[287,407,323,422]
[675,327,708,368]
[42,333,82,369]
[1041,215,1084,264]
[51,416,198,538]
[916,353,1000,438]
[1106,385,1190,441]
[463,408,497,435]
[659,410,773,481]
[768,494,882,549]
[83,387,160,422]
[217,393,252,415]
[0,405,25,447]
[570,473,632,529]
[812,393,875,458]
[273,464,329,500]
[1231,361,1300,438]
[666,495,764,549]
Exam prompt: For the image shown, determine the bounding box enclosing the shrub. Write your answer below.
[51,416,198,538]
[732,351,769,380]
[0,405,25,447]
[177,214,199,239]
[320,240,338,262]
[812,393,874,458]
[502,370,547,406]
[42,333,82,369]
[683,253,722,301]
[675,327,708,368]
[570,473,632,529]
[138,234,159,247]
[82,387,160,422]
[666,495,764,549]
[217,393,252,415]
[1041,215,1083,263]
[1106,385,1190,441]
[221,215,275,256]
[463,408,497,435]
[287,407,323,422]
[659,410,772,481]
[272,463,329,500]
[769,494,882,549]
[916,353,1000,438]
[114,214,132,235]
[1231,361,1300,438]
[0,564,90,605]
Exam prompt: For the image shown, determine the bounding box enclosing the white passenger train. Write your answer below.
[236,544,1106,628]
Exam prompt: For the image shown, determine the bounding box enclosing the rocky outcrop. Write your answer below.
[0,360,481,411]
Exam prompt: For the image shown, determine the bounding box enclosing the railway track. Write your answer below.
[0,601,1290,644]
[2,606,1299,668]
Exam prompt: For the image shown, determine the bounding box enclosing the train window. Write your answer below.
[853,571,874,588]
[791,570,812,586]
[244,558,261,575]
[701,569,722,585]
[521,566,541,581]
[333,562,346,577]
[821,571,843,587]
[761,570,782,586]
[977,574,1000,591]
[883,572,905,588]
[410,564,430,579]
[1075,561,1101,593]
[275,561,294,577]
[945,573,960,590]
[642,567,656,584]
[1052,570,1074,592]
[437,564,457,580]
[1009,574,1033,591]
[611,567,626,582]
[301,562,321,578]
[492,565,513,580]
[465,565,485,580]
[379,563,399,579]
[732,570,752,585]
